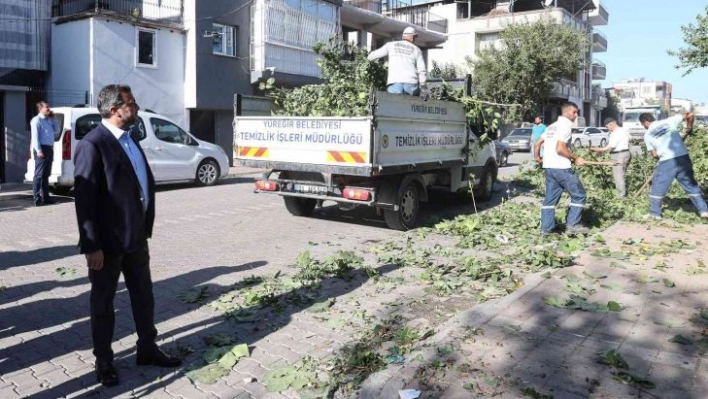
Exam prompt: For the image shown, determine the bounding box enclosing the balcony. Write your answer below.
[344,0,448,33]
[592,60,606,80]
[550,79,579,100]
[52,0,183,24]
[588,0,609,26]
[591,87,608,108]
[592,30,607,53]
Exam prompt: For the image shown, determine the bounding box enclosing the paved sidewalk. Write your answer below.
[358,221,708,398]
[0,165,265,197]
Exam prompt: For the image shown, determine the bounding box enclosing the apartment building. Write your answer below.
[612,78,672,110]
[0,1,51,183]
[389,0,609,126]
[45,0,447,169]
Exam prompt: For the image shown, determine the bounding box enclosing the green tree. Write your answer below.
[430,60,463,79]
[469,16,588,119]
[668,6,708,76]
[601,92,621,123]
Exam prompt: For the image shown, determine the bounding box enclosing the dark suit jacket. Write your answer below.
[74,124,156,255]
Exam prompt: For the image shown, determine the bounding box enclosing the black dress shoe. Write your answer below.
[136,349,182,367]
[95,362,119,387]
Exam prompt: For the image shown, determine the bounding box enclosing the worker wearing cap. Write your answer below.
[590,117,631,198]
[367,27,427,96]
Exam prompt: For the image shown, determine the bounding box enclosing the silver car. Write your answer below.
[501,128,533,152]
[570,127,609,148]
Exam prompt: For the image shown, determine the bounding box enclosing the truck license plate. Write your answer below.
[293,184,327,194]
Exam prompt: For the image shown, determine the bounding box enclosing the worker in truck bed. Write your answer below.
[367,27,427,96]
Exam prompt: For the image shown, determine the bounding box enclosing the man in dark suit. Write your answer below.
[74,84,181,387]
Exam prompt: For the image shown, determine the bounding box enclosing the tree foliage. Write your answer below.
[469,16,588,119]
[668,6,708,76]
[601,92,621,123]
[266,38,387,116]
[430,60,463,79]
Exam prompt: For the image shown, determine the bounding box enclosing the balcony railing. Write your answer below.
[52,0,183,23]
[592,30,607,52]
[344,0,448,33]
[588,0,609,25]
[592,60,606,80]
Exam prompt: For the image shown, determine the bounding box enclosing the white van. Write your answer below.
[25,106,230,194]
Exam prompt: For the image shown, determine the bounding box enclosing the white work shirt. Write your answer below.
[367,40,426,86]
[542,116,574,169]
[607,127,630,152]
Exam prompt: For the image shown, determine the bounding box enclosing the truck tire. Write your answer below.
[284,197,317,216]
[476,163,497,202]
[384,180,420,231]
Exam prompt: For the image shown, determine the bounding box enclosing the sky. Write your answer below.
[600,0,708,104]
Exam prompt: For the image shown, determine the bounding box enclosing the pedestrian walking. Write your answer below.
[531,115,547,158]
[640,111,708,220]
[30,101,58,206]
[533,102,589,237]
[590,117,631,198]
[367,27,427,96]
[73,84,181,387]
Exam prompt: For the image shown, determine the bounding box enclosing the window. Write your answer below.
[212,23,236,56]
[75,115,146,141]
[151,118,193,145]
[137,28,156,67]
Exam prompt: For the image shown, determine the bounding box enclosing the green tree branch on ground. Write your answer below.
[668,6,708,76]
[469,16,588,119]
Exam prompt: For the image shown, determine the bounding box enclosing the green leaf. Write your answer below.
[203,346,228,364]
[308,297,335,313]
[185,363,230,385]
[701,309,708,320]
[669,334,693,345]
[55,267,76,277]
[653,318,682,328]
[178,286,209,304]
[597,349,628,369]
[543,296,566,308]
[607,301,624,312]
[612,371,655,389]
[583,271,607,280]
[663,278,676,288]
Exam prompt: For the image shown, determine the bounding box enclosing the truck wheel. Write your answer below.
[476,164,497,202]
[384,181,420,231]
[284,197,316,216]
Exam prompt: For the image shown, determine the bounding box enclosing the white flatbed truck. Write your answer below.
[233,91,498,230]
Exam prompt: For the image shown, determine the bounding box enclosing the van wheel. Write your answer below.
[284,197,316,216]
[384,181,420,231]
[195,160,219,186]
[51,186,72,196]
[475,164,496,202]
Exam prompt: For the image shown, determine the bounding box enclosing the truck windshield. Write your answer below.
[624,113,641,122]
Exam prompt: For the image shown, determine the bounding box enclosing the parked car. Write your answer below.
[570,127,609,148]
[501,128,533,152]
[494,140,512,167]
[25,106,230,194]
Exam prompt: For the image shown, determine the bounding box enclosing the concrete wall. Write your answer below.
[48,18,187,127]
[2,90,29,183]
[47,20,91,106]
[186,1,252,110]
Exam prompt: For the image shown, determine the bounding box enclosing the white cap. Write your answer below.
[403,27,417,36]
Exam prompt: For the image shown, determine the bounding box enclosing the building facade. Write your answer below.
[612,78,673,110]
[0,0,52,183]
[390,0,609,126]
